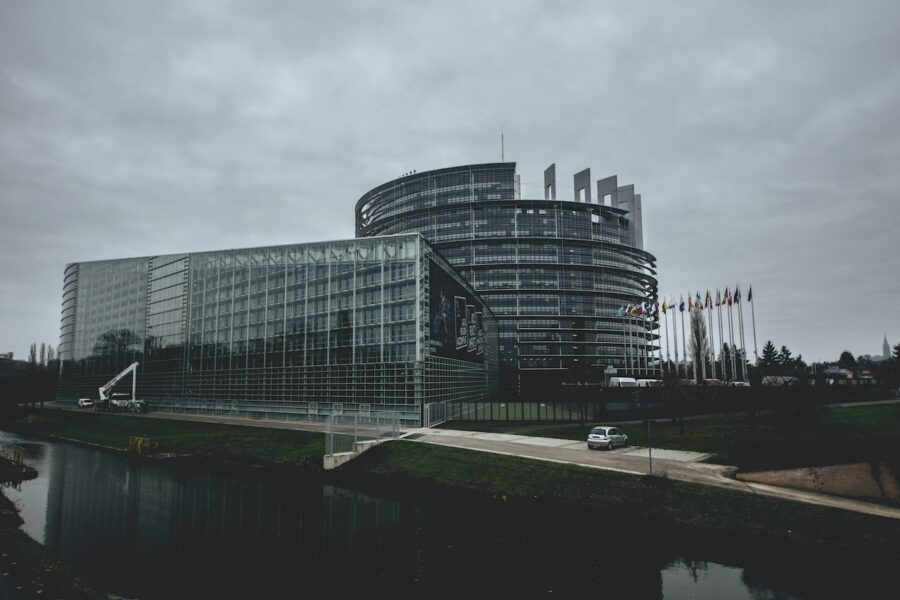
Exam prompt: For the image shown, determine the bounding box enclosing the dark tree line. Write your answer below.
[757,340,807,376]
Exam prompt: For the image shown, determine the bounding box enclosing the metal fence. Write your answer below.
[450,383,896,423]
[423,401,449,428]
[325,412,401,456]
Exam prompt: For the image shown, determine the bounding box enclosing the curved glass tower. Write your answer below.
[356,162,658,397]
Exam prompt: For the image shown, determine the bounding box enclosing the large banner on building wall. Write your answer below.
[429,259,483,363]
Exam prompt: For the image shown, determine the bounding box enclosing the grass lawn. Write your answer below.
[344,440,900,557]
[6,409,325,470]
[443,403,900,470]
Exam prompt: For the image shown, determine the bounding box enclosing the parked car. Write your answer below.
[77,398,94,408]
[728,381,751,387]
[587,426,628,450]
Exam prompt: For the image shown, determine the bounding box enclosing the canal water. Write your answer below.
[0,430,895,599]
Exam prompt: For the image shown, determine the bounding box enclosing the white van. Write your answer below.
[608,377,638,387]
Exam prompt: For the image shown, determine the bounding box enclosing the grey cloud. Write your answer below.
[1,0,899,362]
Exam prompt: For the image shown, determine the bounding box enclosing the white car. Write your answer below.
[77,398,94,408]
[587,426,628,450]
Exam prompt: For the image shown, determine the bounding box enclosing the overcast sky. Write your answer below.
[1,0,899,364]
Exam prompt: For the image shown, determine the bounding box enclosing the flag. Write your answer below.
[616,306,625,317]
[748,286,753,303]
[662,299,668,314]
[715,289,721,307]
[679,297,685,312]
[688,295,693,310]
[705,290,712,308]
[726,288,733,306]
[695,292,702,310]
[734,285,741,303]
[653,300,659,315]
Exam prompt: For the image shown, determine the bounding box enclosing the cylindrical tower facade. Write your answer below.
[356,162,658,398]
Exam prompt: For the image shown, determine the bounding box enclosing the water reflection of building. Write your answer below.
[57,235,497,426]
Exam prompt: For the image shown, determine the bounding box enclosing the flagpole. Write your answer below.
[621,313,628,374]
[706,296,716,381]
[641,312,650,375]
[737,286,748,382]
[664,308,671,378]
[697,306,706,382]
[750,285,759,365]
[629,314,635,376]
[680,298,687,382]
[727,295,737,381]
[625,313,631,375]
[671,300,679,379]
[717,292,725,381]
[656,309,663,378]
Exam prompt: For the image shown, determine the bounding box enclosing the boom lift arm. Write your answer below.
[99,362,139,401]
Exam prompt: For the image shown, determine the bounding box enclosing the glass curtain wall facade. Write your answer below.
[356,163,658,398]
[57,234,498,426]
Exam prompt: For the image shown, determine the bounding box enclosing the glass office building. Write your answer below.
[356,163,658,397]
[57,234,498,425]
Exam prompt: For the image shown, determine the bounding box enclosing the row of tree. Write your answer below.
[27,342,56,369]
[757,341,807,376]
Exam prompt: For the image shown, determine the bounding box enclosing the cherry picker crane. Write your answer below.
[98,361,140,411]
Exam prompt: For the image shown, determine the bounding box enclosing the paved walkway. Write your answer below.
[401,427,900,520]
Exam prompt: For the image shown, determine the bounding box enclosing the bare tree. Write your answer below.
[28,343,38,366]
[47,345,55,362]
[688,309,709,382]
[39,342,46,366]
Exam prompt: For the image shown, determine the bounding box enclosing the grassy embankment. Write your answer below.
[5,409,325,470]
[442,403,900,470]
[340,440,900,557]
[0,490,105,599]
[4,405,900,559]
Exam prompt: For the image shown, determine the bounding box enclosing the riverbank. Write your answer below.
[340,441,900,558]
[4,408,900,559]
[4,409,325,471]
[0,492,105,599]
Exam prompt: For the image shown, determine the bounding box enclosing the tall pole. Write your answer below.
[656,311,664,378]
[706,298,716,380]
[717,294,726,381]
[621,314,628,374]
[664,308,671,378]
[737,287,748,382]
[750,285,759,365]
[727,297,737,381]
[628,314,635,375]
[697,308,707,382]
[680,300,687,382]
[671,300,680,378]
[637,312,643,376]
